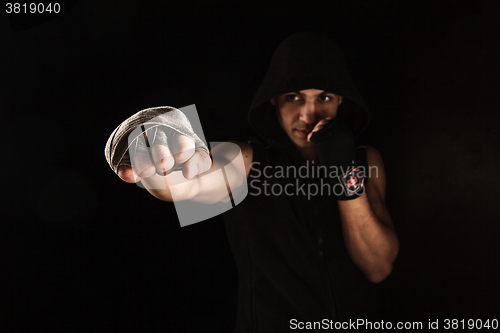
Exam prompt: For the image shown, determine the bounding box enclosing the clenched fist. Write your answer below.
[105,106,212,184]
[118,127,212,183]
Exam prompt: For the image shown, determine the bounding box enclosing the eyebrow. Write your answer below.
[292,91,329,96]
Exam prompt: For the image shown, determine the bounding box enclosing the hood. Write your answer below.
[248,31,370,153]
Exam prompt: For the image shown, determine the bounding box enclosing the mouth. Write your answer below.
[294,128,312,139]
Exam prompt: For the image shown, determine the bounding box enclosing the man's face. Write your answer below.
[271,89,343,148]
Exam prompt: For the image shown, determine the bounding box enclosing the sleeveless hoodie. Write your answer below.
[223,32,377,333]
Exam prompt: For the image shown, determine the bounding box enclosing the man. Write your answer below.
[106,32,398,332]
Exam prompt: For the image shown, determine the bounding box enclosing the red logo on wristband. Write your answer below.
[341,167,365,196]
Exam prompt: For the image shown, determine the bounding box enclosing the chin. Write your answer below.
[293,139,313,148]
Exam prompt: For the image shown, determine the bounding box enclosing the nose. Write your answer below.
[299,99,316,125]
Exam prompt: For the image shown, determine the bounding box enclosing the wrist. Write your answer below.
[334,165,366,200]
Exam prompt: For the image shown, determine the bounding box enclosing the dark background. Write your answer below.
[1,0,499,331]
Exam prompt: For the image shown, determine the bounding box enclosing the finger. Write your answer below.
[308,123,326,141]
[170,134,196,168]
[151,144,175,176]
[128,132,158,179]
[318,118,333,127]
[308,118,335,141]
[182,150,212,180]
[130,152,156,179]
[118,165,141,183]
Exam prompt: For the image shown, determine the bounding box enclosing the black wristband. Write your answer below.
[335,164,366,200]
[310,118,365,200]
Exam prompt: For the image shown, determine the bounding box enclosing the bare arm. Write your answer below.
[119,141,253,203]
[337,146,399,283]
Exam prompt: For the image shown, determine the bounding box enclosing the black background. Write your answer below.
[1,0,499,331]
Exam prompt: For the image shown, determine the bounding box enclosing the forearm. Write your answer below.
[338,194,399,283]
[142,169,232,204]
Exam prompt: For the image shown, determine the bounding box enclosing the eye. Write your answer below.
[319,95,332,102]
[285,94,300,102]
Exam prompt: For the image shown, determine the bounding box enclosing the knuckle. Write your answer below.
[177,142,196,154]
[138,165,156,178]
[152,145,173,161]
[173,135,195,150]
[174,148,195,161]
[132,157,151,170]
[200,154,212,172]
[157,156,175,170]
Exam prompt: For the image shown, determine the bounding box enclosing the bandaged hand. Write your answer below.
[104,106,212,183]
[309,117,365,200]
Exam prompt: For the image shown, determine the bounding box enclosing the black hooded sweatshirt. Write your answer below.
[223,32,378,333]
